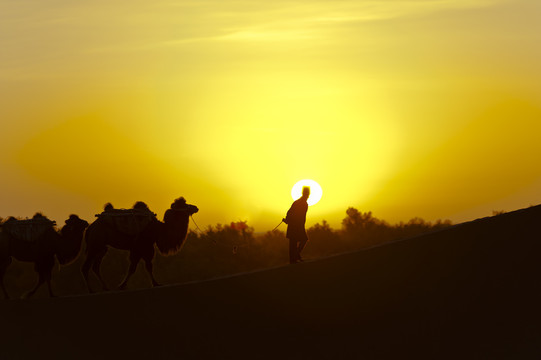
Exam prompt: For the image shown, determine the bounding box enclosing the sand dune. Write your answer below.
[2,206,541,359]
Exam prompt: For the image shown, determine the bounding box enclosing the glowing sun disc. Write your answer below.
[291,179,322,206]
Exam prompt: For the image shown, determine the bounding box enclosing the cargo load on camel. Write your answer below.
[95,202,157,235]
[1,213,56,243]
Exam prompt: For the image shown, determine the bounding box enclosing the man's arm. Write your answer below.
[283,201,297,224]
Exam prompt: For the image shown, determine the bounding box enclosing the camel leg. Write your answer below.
[22,275,45,299]
[23,272,47,299]
[45,271,55,298]
[142,247,160,287]
[81,253,95,293]
[92,256,109,291]
[118,252,141,290]
[24,260,55,299]
[143,257,161,287]
[0,257,12,300]
[82,246,108,293]
[91,247,109,291]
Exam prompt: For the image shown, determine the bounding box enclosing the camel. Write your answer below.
[0,214,89,299]
[82,197,198,292]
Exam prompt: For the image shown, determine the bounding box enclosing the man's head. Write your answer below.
[302,186,310,199]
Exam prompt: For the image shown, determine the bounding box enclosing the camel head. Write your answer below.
[170,197,199,216]
[57,214,89,265]
[64,214,90,231]
[157,197,198,255]
[163,197,198,227]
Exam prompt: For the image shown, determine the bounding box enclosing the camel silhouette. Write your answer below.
[0,214,89,299]
[82,197,198,292]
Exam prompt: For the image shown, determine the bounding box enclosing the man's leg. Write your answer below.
[289,237,299,264]
[297,235,308,261]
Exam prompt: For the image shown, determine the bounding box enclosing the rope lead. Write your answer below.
[190,215,203,233]
[271,220,284,232]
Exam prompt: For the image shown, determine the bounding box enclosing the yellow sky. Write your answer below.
[1,0,541,230]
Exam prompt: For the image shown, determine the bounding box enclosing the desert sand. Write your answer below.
[2,205,541,359]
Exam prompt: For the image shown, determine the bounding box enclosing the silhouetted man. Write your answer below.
[284,186,310,264]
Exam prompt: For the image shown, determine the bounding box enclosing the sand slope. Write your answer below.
[2,206,541,359]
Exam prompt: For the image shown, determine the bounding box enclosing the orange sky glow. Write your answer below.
[1,0,541,231]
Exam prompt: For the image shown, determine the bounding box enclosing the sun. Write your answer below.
[291,179,323,206]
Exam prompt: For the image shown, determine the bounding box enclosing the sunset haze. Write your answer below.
[1,0,540,231]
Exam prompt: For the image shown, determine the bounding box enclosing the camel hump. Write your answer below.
[96,205,157,236]
[2,214,56,242]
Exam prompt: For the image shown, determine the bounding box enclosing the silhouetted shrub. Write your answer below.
[340,208,394,248]
[305,220,344,257]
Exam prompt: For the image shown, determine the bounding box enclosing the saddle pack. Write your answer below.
[2,216,56,243]
[96,208,157,236]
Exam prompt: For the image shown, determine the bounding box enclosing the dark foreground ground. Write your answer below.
[2,205,541,359]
